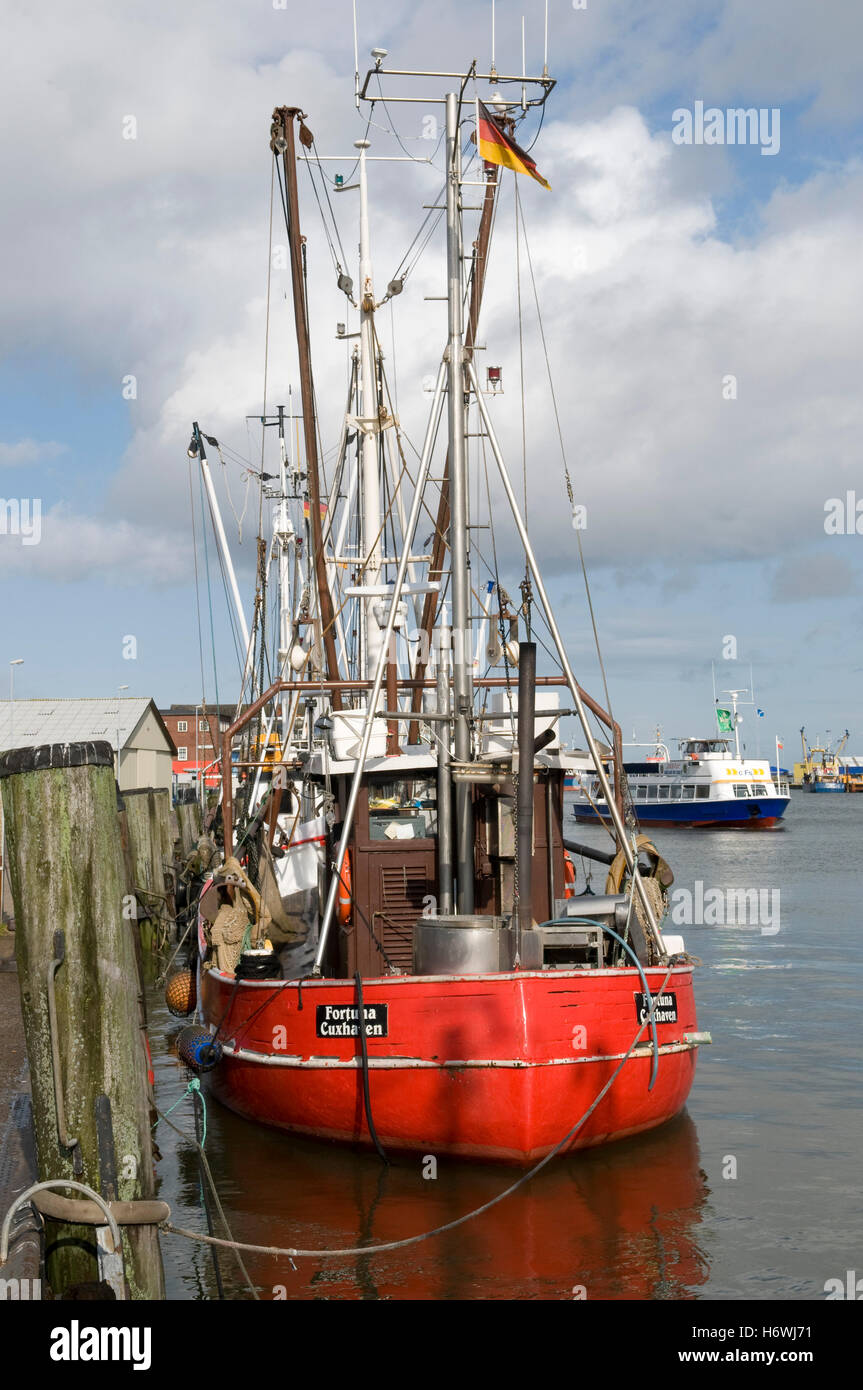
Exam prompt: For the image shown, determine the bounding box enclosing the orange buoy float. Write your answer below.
[337,852,353,925]
[563,851,577,899]
[165,968,197,1017]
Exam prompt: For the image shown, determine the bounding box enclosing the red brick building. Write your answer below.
[159,704,234,789]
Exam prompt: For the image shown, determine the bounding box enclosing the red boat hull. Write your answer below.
[200,966,700,1163]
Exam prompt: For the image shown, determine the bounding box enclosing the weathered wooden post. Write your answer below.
[176,800,203,858]
[123,788,175,951]
[0,742,165,1300]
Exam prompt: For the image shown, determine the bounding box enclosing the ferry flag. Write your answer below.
[716,707,734,733]
[757,708,765,718]
[475,100,551,191]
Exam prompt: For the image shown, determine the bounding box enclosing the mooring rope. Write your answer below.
[160,966,675,1264]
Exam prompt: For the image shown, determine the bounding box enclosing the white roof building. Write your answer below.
[0,698,174,794]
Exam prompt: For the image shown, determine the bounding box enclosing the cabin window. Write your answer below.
[733,783,750,798]
[368,777,438,840]
[696,785,711,799]
[751,784,769,797]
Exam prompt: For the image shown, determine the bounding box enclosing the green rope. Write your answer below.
[159,1078,206,1148]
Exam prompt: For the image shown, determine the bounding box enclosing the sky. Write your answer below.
[1,0,861,758]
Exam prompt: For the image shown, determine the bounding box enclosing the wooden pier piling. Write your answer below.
[122,788,176,951]
[0,742,165,1300]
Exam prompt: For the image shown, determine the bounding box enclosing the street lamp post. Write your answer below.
[116,685,129,781]
[9,659,24,746]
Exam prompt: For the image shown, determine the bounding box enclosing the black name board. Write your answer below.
[316,1003,389,1038]
[634,991,678,1025]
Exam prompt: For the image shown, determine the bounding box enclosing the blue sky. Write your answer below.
[1,0,861,755]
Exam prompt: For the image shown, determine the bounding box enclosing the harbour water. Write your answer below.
[149,792,863,1300]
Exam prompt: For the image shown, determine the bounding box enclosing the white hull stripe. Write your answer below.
[214,1037,707,1070]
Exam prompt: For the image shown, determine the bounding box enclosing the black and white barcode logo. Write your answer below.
[50,1321,151,1371]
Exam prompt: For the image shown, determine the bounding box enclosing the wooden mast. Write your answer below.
[271,107,343,710]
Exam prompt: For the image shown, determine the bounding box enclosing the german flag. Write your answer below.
[476,99,551,191]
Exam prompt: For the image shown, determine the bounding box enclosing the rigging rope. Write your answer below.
[515,181,614,720]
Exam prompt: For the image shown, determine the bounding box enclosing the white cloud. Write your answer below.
[1,1,861,601]
[0,439,68,467]
[0,504,186,585]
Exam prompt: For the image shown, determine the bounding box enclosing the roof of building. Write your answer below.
[0,698,172,752]
[162,704,236,720]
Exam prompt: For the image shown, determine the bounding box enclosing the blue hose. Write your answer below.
[531,918,662,1091]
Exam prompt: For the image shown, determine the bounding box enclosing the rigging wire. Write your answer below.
[515,180,614,720]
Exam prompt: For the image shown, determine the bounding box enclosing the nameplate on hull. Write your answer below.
[634,991,678,1025]
[316,1004,389,1038]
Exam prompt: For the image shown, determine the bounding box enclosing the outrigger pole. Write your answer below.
[444,90,476,914]
[465,359,664,954]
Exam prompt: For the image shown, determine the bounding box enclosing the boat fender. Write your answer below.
[165,968,197,1017]
[563,851,577,898]
[177,1027,223,1074]
[337,851,353,925]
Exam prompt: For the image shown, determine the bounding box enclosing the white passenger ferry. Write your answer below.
[571,735,791,830]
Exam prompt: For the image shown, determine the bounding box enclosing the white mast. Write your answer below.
[274,404,295,746]
[356,139,384,680]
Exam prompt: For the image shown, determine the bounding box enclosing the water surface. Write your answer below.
[147,792,863,1300]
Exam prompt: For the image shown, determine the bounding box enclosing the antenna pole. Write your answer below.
[353,0,360,109]
[445,91,474,914]
[356,140,384,681]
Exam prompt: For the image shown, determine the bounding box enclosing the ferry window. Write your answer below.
[368,778,438,840]
[751,784,769,797]
[696,785,710,799]
[733,784,750,798]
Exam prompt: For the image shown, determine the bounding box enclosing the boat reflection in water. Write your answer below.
[200,1106,709,1300]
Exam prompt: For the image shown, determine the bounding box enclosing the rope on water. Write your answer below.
[160,968,675,1263]
[154,1093,259,1299]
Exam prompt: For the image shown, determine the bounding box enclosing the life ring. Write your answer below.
[563,851,577,899]
[337,852,353,925]
[605,834,674,897]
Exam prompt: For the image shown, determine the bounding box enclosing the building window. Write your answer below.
[200,720,208,732]
[177,747,188,760]
[177,720,188,732]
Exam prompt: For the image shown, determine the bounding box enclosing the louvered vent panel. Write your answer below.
[377,864,430,969]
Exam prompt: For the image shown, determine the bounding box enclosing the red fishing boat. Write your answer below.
[184,48,707,1164]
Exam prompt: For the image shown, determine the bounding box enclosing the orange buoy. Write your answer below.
[165,968,197,1017]
[563,851,577,899]
[337,852,353,925]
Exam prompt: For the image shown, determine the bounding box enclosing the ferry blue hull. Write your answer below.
[572,797,789,829]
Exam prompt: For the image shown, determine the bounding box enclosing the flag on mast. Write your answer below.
[475,99,551,190]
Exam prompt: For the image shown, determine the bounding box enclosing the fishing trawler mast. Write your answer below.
[187,49,707,1163]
